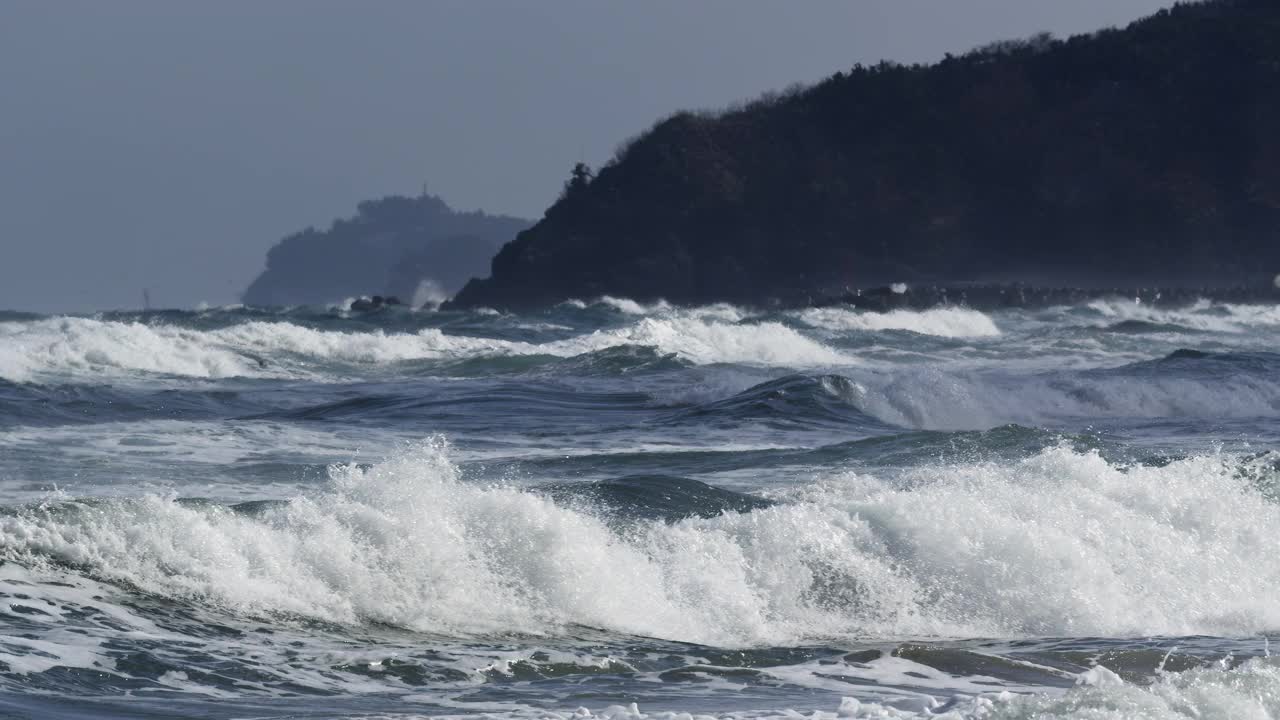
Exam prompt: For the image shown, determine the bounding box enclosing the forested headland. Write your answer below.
[451,0,1280,309]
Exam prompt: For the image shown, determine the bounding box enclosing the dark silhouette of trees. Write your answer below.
[562,163,595,200]
[451,0,1280,309]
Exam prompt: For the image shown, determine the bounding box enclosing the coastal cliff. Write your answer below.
[451,0,1280,309]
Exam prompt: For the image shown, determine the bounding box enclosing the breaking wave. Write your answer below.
[655,355,1280,432]
[842,351,1280,429]
[4,442,1278,646]
[0,314,849,383]
[795,307,1002,338]
[1084,298,1280,333]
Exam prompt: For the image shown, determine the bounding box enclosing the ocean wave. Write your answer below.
[0,317,268,383]
[570,317,848,366]
[572,296,749,324]
[795,307,1001,338]
[1084,298,1280,333]
[845,356,1280,429]
[597,296,675,315]
[661,374,889,431]
[0,315,850,383]
[4,442,1278,646]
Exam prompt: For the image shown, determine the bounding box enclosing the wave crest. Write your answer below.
[1086,299,1280,333]
[4,443,1279,645]
[795,307,1001,338]
[847,355,1280,429]
[0,314,850,383]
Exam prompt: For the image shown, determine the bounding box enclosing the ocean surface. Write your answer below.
[1,296,1279,719]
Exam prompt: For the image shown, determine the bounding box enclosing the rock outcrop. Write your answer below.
[244,194,529,307]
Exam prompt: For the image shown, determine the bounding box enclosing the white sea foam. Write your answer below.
[0,317,546,382]
[0,563,138,676]
[598,296,674,315]
[176,654,1235,718]
[7,300,1274,384]
[451,659,1280,718]
[971,658,1280,720]
[1086,298,1280,333]
[4,442,1278,646]
[795,307,1001,338]
[0,317,265,383]
[590,297,750,324]
[560,317,847,366]
[0,314,849,383]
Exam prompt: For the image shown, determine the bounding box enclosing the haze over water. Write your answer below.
[2,297,1279,718]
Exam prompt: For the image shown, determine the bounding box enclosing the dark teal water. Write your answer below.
[1,298,1279,719]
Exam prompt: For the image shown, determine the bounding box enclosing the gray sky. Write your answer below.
[1,1,1176,312]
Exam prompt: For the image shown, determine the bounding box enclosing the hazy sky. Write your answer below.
[1,1,1177,312]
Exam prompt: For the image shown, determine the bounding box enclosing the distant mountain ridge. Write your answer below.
[450,0,1280,310]
[243,194,529,308]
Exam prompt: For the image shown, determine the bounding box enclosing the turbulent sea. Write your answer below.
[2,296,1280,719]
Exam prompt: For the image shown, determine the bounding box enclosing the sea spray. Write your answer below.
[3,297,1279,718]
[795,307,1002,338]
[4,442,1278,644]
[0,311,851,384]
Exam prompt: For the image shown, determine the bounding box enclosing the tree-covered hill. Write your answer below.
[451,0,1280,309]
[243,194,529,307]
